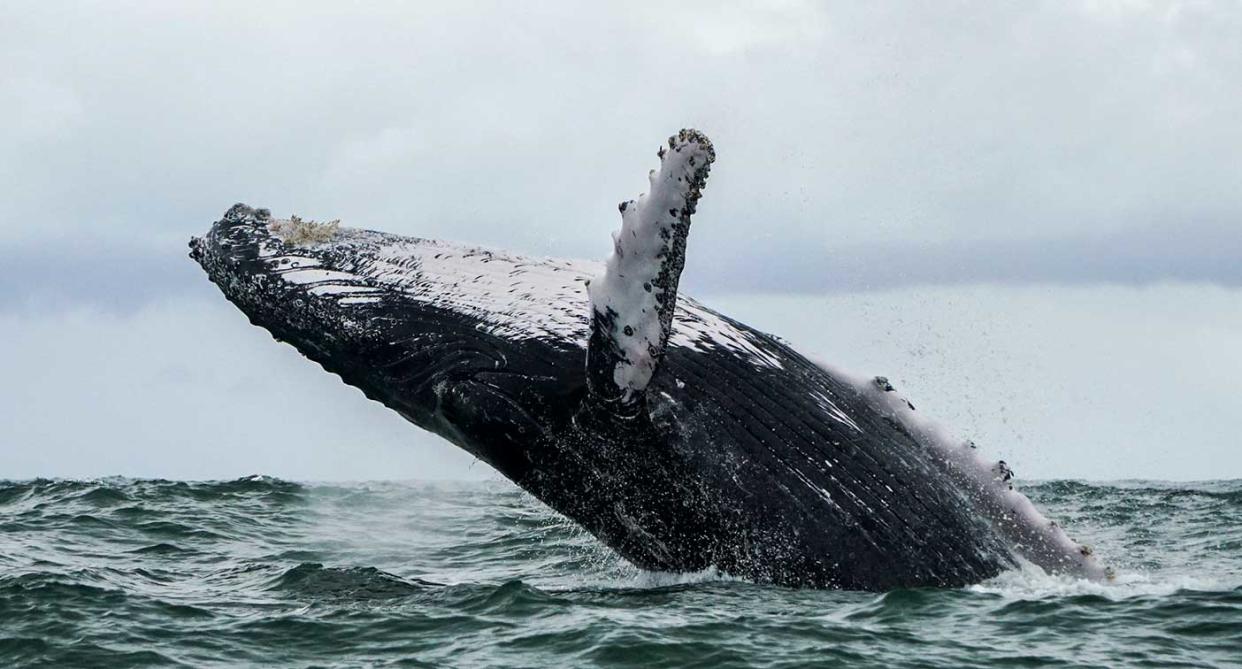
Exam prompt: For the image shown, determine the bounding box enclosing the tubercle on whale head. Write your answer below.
[188,204,272,266]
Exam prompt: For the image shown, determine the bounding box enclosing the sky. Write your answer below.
[1,1,1239,481]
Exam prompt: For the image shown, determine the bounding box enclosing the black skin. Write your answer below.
[192,204,1016,590]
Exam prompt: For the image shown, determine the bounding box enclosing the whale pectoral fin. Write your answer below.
[585,129,715,416]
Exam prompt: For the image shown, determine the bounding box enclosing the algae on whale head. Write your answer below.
[269,215,341,246]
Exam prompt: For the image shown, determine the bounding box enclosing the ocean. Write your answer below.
[0,477,1237,668]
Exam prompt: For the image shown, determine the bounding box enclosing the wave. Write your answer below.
[0,475,305,506]
[269,563,429,600]
[0,478,1238,667]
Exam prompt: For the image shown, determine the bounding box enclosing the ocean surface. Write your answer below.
[1,477,1238,668]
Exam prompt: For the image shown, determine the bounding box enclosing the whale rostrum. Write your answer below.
[189,129,1109,590]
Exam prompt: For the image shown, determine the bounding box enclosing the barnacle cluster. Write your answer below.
[269,214,340,245]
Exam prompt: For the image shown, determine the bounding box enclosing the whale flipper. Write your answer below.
[585,129,715,416]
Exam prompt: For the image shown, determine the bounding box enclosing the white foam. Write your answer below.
[971,558,1236,600]
[627,566,741,588]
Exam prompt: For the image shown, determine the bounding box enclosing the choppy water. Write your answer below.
[1,477,1238,668]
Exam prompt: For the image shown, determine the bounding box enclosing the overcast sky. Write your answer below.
[1,1,1238,480]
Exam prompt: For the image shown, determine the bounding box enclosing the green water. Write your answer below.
[1,478,1238,668]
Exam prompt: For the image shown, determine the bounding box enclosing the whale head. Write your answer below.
[189,204,589,478]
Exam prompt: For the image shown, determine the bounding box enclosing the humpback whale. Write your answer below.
[190,129,1108,590]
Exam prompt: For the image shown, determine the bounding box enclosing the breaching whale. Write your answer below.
[190,129,1108,590]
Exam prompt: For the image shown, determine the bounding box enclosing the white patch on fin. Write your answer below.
[587,129,715,399]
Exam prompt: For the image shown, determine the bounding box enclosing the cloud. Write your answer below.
[2,217,1236,314]
[684,217,1242,294]
[0,75,84,143]
[0,239,195,313]
[0,1,1239,289]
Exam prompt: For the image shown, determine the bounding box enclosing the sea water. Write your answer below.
[1,477,1237,668]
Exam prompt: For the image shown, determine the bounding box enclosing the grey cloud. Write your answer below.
[685,218,1242,294]
[2,1,1241,308]
[2,216,1237,315]
[0,239,202,313]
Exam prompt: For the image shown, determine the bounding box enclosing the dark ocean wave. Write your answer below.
[0,477,1238,668]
